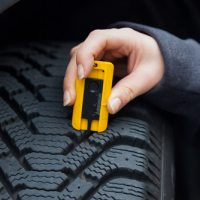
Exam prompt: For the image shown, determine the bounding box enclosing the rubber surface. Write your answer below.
[0,41,174,200]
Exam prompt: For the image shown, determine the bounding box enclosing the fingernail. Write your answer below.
[77,64,84,80]
[110,98,121,114]
[63,90,71,106]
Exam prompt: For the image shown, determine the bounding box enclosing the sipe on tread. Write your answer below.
[0,41,174,200]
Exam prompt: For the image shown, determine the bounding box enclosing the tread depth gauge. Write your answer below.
[72,61,114,133]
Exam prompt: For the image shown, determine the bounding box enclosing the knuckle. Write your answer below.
[76,50,84,61]
[121,27,132,31]
[70,47,78,57]
[64,74,70,84]
[89,29,102,36]
[64,72,69,79]
[121,27,135,34]
[122,86,135,102]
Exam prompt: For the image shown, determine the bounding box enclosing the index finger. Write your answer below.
[76,28,137,79]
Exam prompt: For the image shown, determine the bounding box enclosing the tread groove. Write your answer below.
[0,41,174,200]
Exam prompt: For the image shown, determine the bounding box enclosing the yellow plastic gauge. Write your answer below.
[72,61,114,132]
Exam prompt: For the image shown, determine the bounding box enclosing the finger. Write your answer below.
[70,43,82,58]
[63,53,77,106]
[107,61,164,114]
[94,50,105,61]
[100,51,118,64]
[76,28,137,80]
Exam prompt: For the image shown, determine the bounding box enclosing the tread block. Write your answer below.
[63,143,98,174]
[0,46,37,59]
[88,130,120,150]
[84,145,160,189]
[25,143,97,176]
[49,41,79,60]
[0,181,12,200]
[0,193,12,200]
[20,69,63,94]
[38,88,63,102]
[31,117,84,142]
[0,72,26,99]
[0,138,10,159]
[19,176,95,199]
[0,98,18,130]
[88,117,161,158]
[24,42,66,54]
[61,177,94,200]
[18,189,58,200]
[0,56,32,76]
[12,91,38,112]
[5,120,73,156]
[121,104,163,142]
[0,156,68,191]
[92,178,159,200]
[28,54,68,71]
[117,117,162,145]
[24,41,76,60]
[44,66,66,77]
[25,153,67,173]
[0,182,3,192]
[18,177,91,200]
[13,92,72,121]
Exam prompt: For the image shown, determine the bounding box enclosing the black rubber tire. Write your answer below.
[0,41,175,200]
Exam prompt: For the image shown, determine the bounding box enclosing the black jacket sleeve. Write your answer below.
[109,21,200,138]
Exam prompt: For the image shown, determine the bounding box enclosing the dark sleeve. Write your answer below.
[109,21,200,137]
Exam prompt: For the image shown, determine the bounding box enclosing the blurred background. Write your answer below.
[1,0,200,43]
[0,0,200,199]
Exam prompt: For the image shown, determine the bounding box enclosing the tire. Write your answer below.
[0,41,175,200]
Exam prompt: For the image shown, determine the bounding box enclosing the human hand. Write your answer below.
[63,28,164,114]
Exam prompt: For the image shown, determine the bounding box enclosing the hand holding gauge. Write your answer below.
[63,28,164,132]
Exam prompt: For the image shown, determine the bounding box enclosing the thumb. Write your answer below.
[107,64,164,114]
